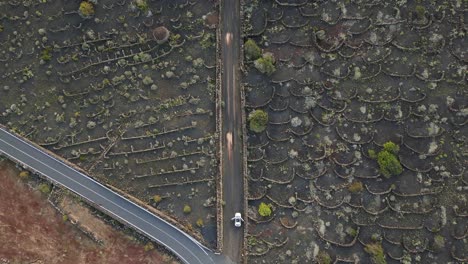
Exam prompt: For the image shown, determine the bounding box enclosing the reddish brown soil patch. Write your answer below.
[0,161,177,264]
[205,12,219,27]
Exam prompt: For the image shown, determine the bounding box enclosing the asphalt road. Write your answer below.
[221,0,244,263]
[0,128,226,264]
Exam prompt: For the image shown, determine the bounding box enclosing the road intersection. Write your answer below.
[0,128,226,264]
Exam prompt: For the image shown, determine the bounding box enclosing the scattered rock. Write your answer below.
[152,26,170,44]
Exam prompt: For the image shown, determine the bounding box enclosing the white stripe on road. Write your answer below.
[0,133,213,264]
[1,129,212,255]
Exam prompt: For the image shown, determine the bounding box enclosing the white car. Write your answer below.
[232,212,244,227]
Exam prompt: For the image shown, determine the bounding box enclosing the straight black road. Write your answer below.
[220,0,244,263]
[0,127,226,264]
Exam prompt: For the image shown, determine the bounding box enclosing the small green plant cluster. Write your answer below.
[348,181,363,193]
[317,251,332,264]
[153,195,162,203]
[378,153,402,178]
[244,39,262,60]
[134,0,149,12]
[18,170,30,180]
[196,218,204,227]
[415,5,426,19]
[368,149,377,159]
[169,33,181,46]
[383,141,400,154]
[144,242,154,251]
[369,141,403,178]
[40,47,52,62]
[247,236,258,246]
[183,204,191,214]
[0,24,3,32]
[254,52,276,75]
[258,202,272,217]
[200,32,215,49]
[433,234,445,251]
[244,39,276,75]
[346,227,357,237]
[38,183,51,194]
[248,109,268,133]
[434,152,448,161]
[364,242,386,264]
[78,1,95,18]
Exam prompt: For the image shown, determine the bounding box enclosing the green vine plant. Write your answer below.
[368,141,403,178]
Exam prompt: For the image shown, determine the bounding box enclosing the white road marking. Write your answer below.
[225,32,233,45]
[0,133,213,264]
[1,130,212,255]
[226,132,233,161]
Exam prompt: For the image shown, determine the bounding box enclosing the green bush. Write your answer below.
[377,150,403,178]
[196,218,204,227]
[348,181,363,193]
[38,183,51,194]
[244,39,262,60]
[78,1,95,17]
[144,242,154,251]
[364,242,386,264]
[346,227,357,237]
[40,47,52,62]
[200,32,214,49]
[254,52,276,75]
[248,109,268,133]
[415,5,426,19]
[383,141,399,154]
[368,149,377,159]
[258,202,272,217]
[18,171,30,180]
[183,205,191,214]
[134,0,149,11]
[153,195,162,203]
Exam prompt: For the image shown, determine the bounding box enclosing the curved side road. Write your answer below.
[0,127,226,264]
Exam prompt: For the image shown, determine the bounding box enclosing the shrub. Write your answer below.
[183,205,191,214]
[364,242,386,264]
[153,195,162,203]
[18,170,30,179]
[258,202,272,217]
[38,183,51,194]
[144,242,154,251]
[254,52,276,75]
[346,227,357,237]
[196,218,204,227]
[383,141,399,154]
[377,150,403,178]
[317,251,332,264]
[433,235,445,251]
[62,214,69,222]
[248,109,268,133]
[247,236,258,246]
[415,5,426,19]
[40,47,52,62]
[200,32,214,49]
[135,0,149,11]
[368,149,377,159]
[78,1,95,18]
[348,181,363,193]
[244,39,262,60]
